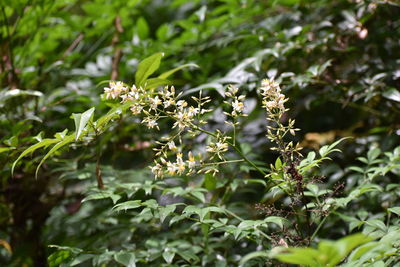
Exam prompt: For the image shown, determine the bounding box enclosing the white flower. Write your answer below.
[149,96,162,110]
[120,91,140,103]
[176,100,188,108]
[188,106,199,117]
[130,104,143,115]
[175,153,186,174]
[232,99,244,114]
[104,81,128,99]
[173,110,193,130]
[151,163,163,178]
[167,141,177,151]
[163,99,175,108]
[142,117,158,129]
[206,141,229,159]
[187,151,196,169]
[215,142,228,152]
[167,161,179,175]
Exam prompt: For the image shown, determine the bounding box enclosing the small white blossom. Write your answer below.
[167,141,177,151]
[175,153,186,174]
[163,99,175,108]
[207,138,229,160]
[176,100,188,108]
[142,117,158,129]
[130,104,143,115]
[187,151,196,169]
[149,96,162,110]
[232,99,244,114]
[104,81,128,99]
[150,163,163,179]
[167,161,179,175]
[188,106,200,117]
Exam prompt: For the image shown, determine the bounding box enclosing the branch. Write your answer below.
[111,16,124,81]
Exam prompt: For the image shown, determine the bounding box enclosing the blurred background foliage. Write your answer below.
[1,0,400,266]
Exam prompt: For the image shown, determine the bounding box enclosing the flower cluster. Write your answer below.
[206,131,230,160]
[103,81,220,178]
[224,85,246,119]
[260,79,288,115]
[151,146,199,179]
[102,81,254,179]
[259,79,302,171]
[104,81,129,100]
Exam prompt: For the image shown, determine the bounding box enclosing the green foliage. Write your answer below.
[273,233,373,267]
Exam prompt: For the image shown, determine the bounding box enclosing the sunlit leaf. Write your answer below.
[135,52,164,87]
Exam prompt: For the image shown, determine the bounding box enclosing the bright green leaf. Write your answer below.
[135,53,164,87]
[73,107,95,141]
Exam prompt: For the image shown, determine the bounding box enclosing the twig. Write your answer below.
[62,33,84,59]
[111,16,124,80]
[1,6,19,89]
[95,157,104,189]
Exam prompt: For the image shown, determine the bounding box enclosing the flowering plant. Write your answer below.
[13,53,397,266]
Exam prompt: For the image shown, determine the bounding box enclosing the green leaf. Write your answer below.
[162,249,175,264]
[365,219,387,232]
[158,63,199,79]
[82,192,121,204]
[275,248,320,267]
[332,233,374,264]
[199,206,226,221]
[48,250,72,267]
[264,216,286,229]
[182,205,200,216]
[11,138,59,176]
[177,250,199,263]
[159,205,177,223]
[0,89,43,104]
[0,147,15,154]
[114,251,136,267]
[275,157,282,169]
[272,0,301,6]
[348,242,379,262]
[239,251,269,265]
[112,200,142,212]
[191,191,206,203]
[382,88,400,102]
[204,173,217,190]
[367,148,381,162]
[274,233,373,267]
[388,207,400,216]
[69,254,93,266]
[72,107,95,141]
[306,184,320,197]
[35,134,75,178]
[135,53,164,87]
[136,17,149,40]
[169,215,185,226]
[96,101,133,130]
[319,137,350,157]
[144,78,171,90]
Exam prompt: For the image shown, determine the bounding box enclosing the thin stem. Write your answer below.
[310,212,330,242]
[200,159,244,167]
[233,118,237,146]
[1,6,18,88]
